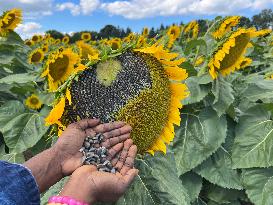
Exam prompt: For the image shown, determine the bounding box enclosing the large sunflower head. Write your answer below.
[208,28,255,79]
[31,34,40,43]
[41,48,80,92]
[76,40,99,61]
[28,48,45,64]
[48,42,188,154]
[0,8,22,36]
[81,32,91,41]
[212,16,241,39]
[25,94,43,110]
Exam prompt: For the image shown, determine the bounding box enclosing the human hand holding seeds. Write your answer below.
[59,139,138,204]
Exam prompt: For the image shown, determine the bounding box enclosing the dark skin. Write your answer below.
[60,139,138,204]
[24,119,134,193]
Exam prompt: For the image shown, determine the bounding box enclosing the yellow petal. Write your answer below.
[165,66,188,81]
[45,97,65,126]
[66,89,72,105]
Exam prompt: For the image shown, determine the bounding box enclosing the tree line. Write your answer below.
[46,9,273,42]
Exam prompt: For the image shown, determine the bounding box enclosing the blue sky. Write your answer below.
[1,0,272,39]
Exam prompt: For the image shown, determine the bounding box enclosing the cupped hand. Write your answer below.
[59,139,138,204]
[53,119,132,176]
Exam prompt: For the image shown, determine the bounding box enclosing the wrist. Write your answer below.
[48,146,64,177]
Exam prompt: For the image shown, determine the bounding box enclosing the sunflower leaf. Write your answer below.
[242,168,273,205]
[171,107,227,176]
[0,73,37,84]
[129,153,190,205]
[194,147,242,190]
[232,105,273,168]
[211,76,234,117]
[180,172,203,202]
[0,101,48,153]
[0,152,25,163]
[182,76,211,105]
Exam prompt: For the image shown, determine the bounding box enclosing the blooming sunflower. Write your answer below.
[62,36,70,44]
[46,41,188,154]
[28,48,44,64]
[108,38,122,50]
[31,34,41,43]
[184,21,199,39]
[54,39,61,44]
[212,16,241,39]
[81,32,91,41]
[208,28,255,79]
[251,29,272,38]
[41,48,80,92]
[142,27,149,36]
[42,44,49,53]
[195,56,205,66]
[240,57,252,69]
[167,25,181,48]
[0,8,22,36]
[25,94,43,110]
[25,40,33,46]
[76,40,99,60]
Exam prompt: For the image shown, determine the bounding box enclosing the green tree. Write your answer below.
[45,30,64,39]
[252,9,273,29]
[238,16,253,28]
[99,25,121,39]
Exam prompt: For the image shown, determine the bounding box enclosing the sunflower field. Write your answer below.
[1,8,273,205]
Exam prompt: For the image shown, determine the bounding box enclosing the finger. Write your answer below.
[123,168,139,186]
[101,133,130,148]
[103,125,132,139]
[107,143,124,160]
[115,139,133,171]
[93,121,126,133]
[69,119,100,130]
[120,145,137,175]
[85,129,96,137]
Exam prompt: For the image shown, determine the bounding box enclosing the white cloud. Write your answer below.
[56,2,81,16]
[56,0,100,16]
[0,0,53,19]
[101,0,273,19]
[15,22,43,39]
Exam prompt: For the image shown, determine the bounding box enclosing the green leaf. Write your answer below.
[41,177,69,205]
[262,177,273,205]
[211,76,234,116]
[242,78,273,102]
[232,105,273,168]
[0,73,37,84]
[171,108,227,176]
[132,153,190,205]
[0,100,25,129]
[185,39,207,56]
[194,147,242,190]
[180,172,203,202]
[0,101,48,153]
[242,168,273,205]
[0,152,25,163]
[204,184,244,204]
[182,76,211,105]
[181,61,197,77]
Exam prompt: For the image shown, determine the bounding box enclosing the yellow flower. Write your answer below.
[212,16,241,39]
[0,8,22,36]
[208,28,255,79]
[184,21,199,40]
[108,38,122,50]
[81,32,91,41]
[240,57,252,69]
[136,35,147,48]
[167,25,181,48]
[25,94,42,110]
[41,48,80,91]
[54,39,61,44]
[28,48,44,64]
[41,44,49,53]
[142,27,149,36]
[60,42,188,154]
[31,35,41,43]
[195,56,205,66]
[25,40,33,46]
[45,97,66,126]
[76,40,99,60]
[62,36,70,44]
[251,29,272,38]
